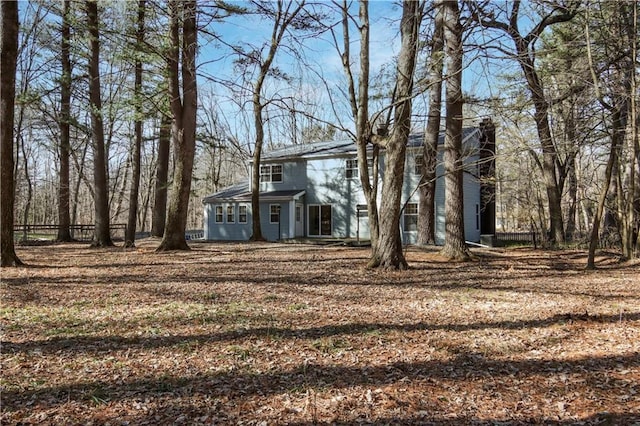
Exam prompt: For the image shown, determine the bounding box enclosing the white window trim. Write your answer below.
[271,164,283,183]
[226,205,235,224]
[260,164,283,183]
[238,205,248,224]
[270,204,281,224]
[413,154,423,175]
[346,158,358,179]
[214,205,223,224]
[403,202,418,232]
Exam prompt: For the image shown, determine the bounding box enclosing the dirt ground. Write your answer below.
[1,240,639,425]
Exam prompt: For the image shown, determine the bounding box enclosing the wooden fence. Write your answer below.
[494,231,544,247]
[13,224,205,243]
[13,224,127,242]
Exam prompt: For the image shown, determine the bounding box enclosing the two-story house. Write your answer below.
[203,119,496,245]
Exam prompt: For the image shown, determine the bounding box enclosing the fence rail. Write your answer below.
[495,232,540,243]
[13,225,204,243]
[493,231,544,248]
[13,224,127,242]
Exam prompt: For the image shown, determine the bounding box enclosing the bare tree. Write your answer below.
[330,0,381,249]
[57,0,73,241]
[241,0,307,241]
[157,0,198,251]
[585,1,638,267]
[1,0,23,266]
[417,2,444,245]
[86,0,113,247]
[151,112,171,237]
[369,0,421,270]
[440,0,470,261]
[125,0,146,247]
[472,0,578,246]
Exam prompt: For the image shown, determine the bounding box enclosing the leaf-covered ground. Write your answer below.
[1,241,639,425]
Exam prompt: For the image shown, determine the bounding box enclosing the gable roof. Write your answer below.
[261,127,480,162]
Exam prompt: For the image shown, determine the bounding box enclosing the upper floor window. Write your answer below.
[346,158,358,179]
[403,203,418,232]
[413,154,424,175]
[260,164,283,183]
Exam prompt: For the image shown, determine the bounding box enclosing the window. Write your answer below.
[413,154,424,175]
[215,205,223,223]
[260,165,283,183]
[270,204,281,223]
[346,158,358,179]
[403,203,418,232]
[271,165,282,182]
[260,166,271,182]
[238,205,248,223]
[226,205,235,223]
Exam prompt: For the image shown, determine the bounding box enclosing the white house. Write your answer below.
[203,119,496,244]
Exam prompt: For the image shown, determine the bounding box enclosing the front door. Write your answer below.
[308,204,332,237]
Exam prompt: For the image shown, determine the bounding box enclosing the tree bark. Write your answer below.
[157,0,197,252]
[125,0,146,247]
[439,0,470,261]
[250,89,266,241]
[369,0,420,270]
[1,0,23,266]
[587,110,622,269]
[151,113,171,237]
[87,0,114,247]
[57,0,73,242]
[417,2,444,246]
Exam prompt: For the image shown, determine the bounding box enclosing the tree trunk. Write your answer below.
[125,0,146,247]
[86,0,113,247]
[18,135,31,242]
[440,0,470,261]
[250,89,265,241]
[530,86,565,246]
[1,0,23,266]
[369,0,419,270]
[587,111,622,269]
[57,0,73,242]
[247,1,304,242]
[335,0,381,248]
[157,0,197,252]
[417,3,444,246]
[151,113,171,237]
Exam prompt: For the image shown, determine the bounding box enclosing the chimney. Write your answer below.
[479,118,496,237]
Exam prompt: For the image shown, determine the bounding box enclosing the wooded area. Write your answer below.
[1,0,639,267]
[1,241,639,423]
[1,1,639,423]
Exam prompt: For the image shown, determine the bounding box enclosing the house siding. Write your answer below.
[304,156,368,239]
[203,125,492,245]
[204,202,252,241]
[400,147,481,245]
[259,161,307,193]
